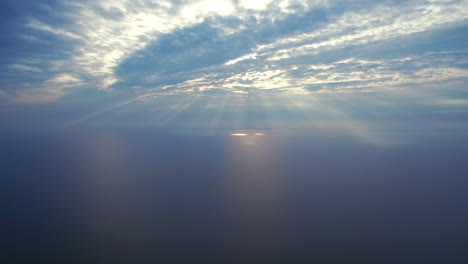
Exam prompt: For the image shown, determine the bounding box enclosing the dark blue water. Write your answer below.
[1,129,468,263]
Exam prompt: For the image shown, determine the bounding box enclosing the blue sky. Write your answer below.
[1,0,468,143]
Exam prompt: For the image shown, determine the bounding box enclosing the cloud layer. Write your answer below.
[1,0,467,102]
[1,0,468,142]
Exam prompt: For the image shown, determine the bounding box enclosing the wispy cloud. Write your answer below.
[8,64,42,72]
[14,73,84,103]
[27,19,83,40]
[1,0,467,107]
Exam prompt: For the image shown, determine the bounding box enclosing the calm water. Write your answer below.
[2,129,468,263]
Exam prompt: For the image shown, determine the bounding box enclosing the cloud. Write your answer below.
[225,53,258,65]
[433,99,468,105]
[14,73,84,103]
[109,0,468,97]
[0,0,467,106]
[27,18,83,40]
[8,64,42,72]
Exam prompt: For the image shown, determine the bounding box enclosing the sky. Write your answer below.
[1,0,468,143]
[2,2,468,262]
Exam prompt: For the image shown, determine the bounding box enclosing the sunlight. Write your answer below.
[230,133,248,136]
[230,130,269,137]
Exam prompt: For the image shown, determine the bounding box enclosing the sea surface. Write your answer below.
[1,129,468,263]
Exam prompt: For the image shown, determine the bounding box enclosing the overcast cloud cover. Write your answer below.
[1,0,468,141]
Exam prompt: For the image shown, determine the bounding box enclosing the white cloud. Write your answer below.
[239,0,274,10]
[27,19,83,40]
[11,0,305,101]
[258,0,468,60]
[5,0,468,103]
[135,53,468,98]
[225,53,258,65]
[47,73,82,85]
[8,64,42,72]
[181,0,236,20]
[14,74,84,104]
